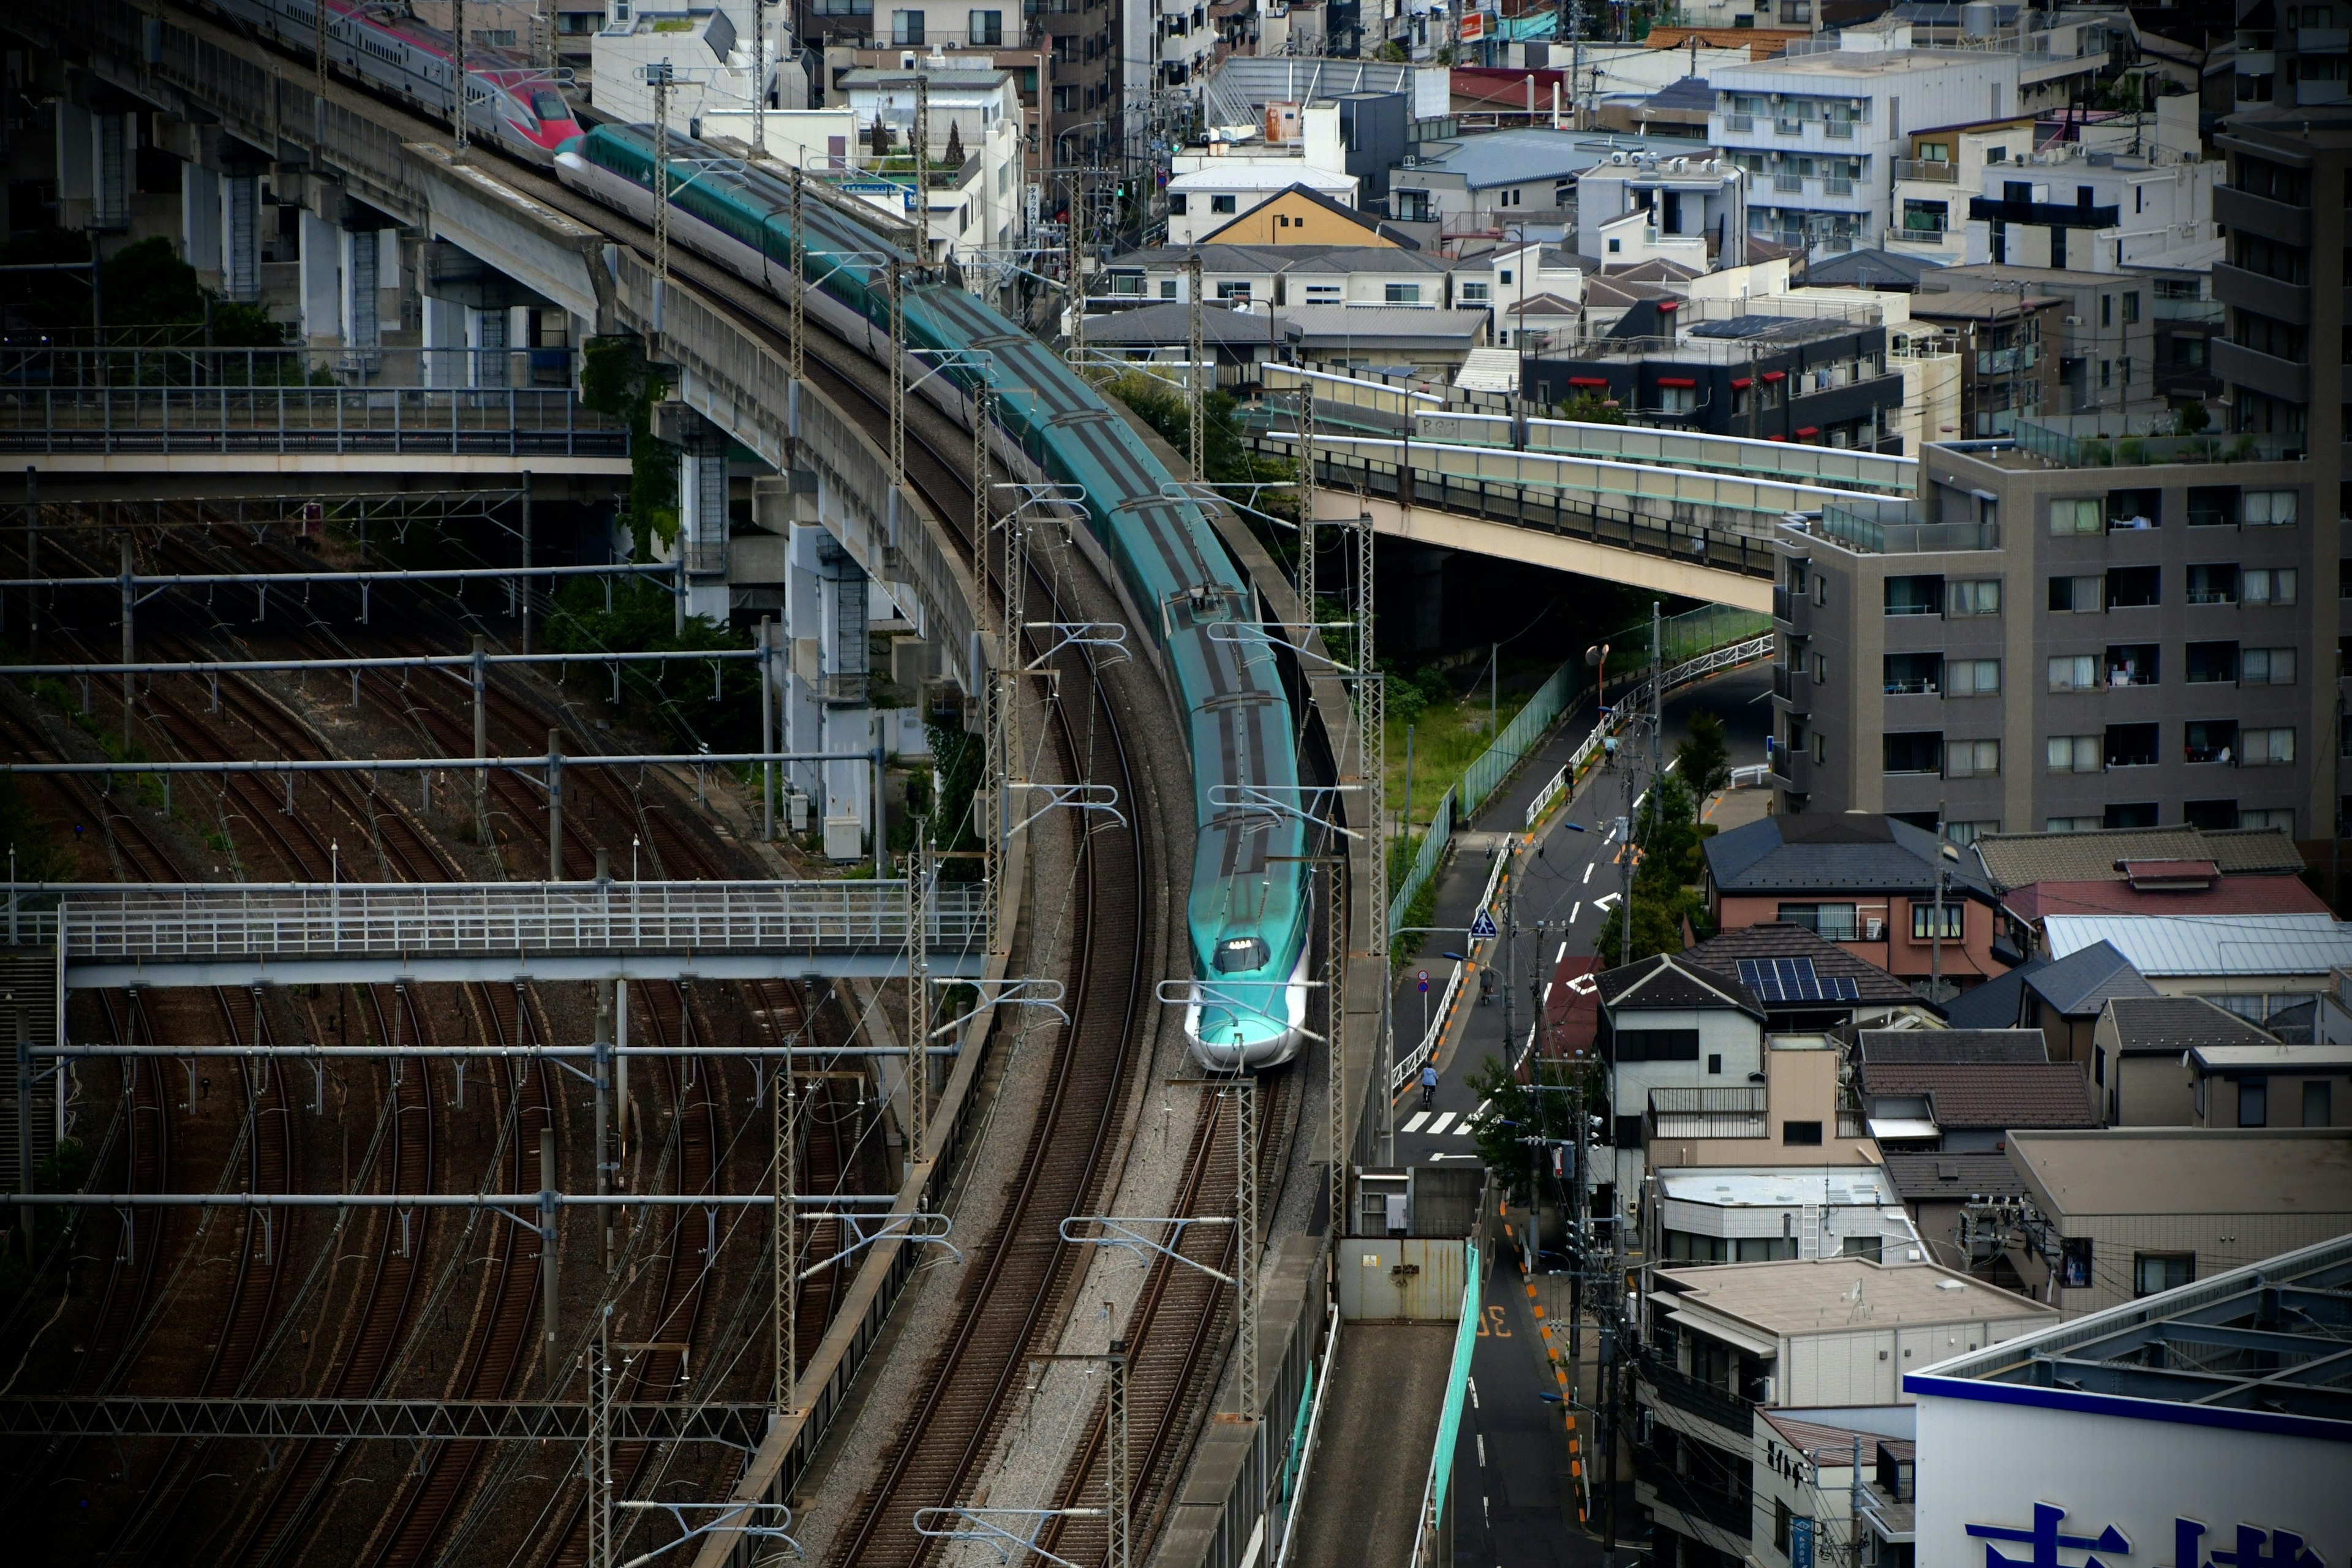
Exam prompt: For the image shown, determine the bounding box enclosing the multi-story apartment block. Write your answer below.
[1905,285,2064,437]
[1709,21,2023,260]
[1769,432,2322,839]
[809,0,1113,164]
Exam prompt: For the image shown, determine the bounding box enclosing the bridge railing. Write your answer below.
[1270,440,1780,582]
[32,880,984,959]
[0,387,629,457]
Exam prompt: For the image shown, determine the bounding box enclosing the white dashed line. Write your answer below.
[1402,1111,1431,1133]
[1568,901,1581,925]
[1582,862,1594,884]
[1554,941,1567,965]
[1427,1112,1457,1136]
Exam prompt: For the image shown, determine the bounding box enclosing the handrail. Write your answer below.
[1523,636,1774,829]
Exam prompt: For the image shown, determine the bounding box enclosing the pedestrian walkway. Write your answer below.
[1286,1322,1457,1568]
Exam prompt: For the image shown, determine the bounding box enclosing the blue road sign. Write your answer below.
[1469,909,1499,940]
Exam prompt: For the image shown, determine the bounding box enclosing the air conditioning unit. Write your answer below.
[1865,917,1886,939]
[2064,314,2081,325]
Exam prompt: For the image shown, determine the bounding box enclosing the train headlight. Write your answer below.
[1213,937,1268,974]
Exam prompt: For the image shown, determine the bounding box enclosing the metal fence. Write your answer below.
[39,880,984,960]
[0,387,629,457]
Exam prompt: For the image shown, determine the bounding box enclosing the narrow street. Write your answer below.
[1378,660,1770,1568]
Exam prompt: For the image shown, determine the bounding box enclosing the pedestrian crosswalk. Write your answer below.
[1401,1100,1490,1137]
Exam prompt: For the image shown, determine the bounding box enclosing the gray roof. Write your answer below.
[1704,814,1994,899]
[1277,305,1490,345]
[1940,957,2042,1030]
[1973,825,2305,891]
[1802,248,1945,290]
[1879,1152,2033,1202]
[1082,302,1295,347]
[1410,129,1670,188]
[1857,1029,2049,1066]
[2021,940,2158,1017]
[2103,995,2278,1055]
[1596,952,1765,1018]
[1642,75,1717,114]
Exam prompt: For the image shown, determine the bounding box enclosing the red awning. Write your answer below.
[1656,376,1697,388]
[1656,300,1679,311]
[1730,377,1753,389]
[1761,369,1788,382]
[1568,376,1609,388]
[1795,426,1820,437]
[1768,434,1788,442]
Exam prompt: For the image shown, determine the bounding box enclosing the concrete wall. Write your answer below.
[1336,1237,1469,1320]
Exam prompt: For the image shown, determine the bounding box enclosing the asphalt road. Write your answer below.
[1376,661,1771,1568]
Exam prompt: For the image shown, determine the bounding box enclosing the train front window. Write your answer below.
[1214,937,1268,973]
[531,91,570,122]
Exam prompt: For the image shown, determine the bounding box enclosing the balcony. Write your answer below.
[1637,1451,1755,1539]
[1975,344,2040,375]
[1774,174,1804,194]
[1894,159,1957,183]
[1967,196,2122,230]
[1649,1085,1769,1139]
[1823,177,1855,197]
[1824,121,1855,140]
[2154,294,2224,324]
[2212,262,2311,326]
[1775,117,1805,136]
[2210,338,2309,404]
[2214,185,2312,247]
[1642,1357,1756,1438]
[1726,113,1755,132]
[2011,412,2304,468]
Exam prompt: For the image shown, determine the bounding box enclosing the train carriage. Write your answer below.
[558,124,1318,1067]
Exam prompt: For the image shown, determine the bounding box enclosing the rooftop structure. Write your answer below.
[1857,1059,2098,1148]
[1909,1234,2352,1568]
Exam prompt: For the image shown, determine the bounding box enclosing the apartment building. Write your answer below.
[1770,436,2323,837]
[1960,142,2220,275]
[1904,285,2064,437]
[1708,22,2024,260]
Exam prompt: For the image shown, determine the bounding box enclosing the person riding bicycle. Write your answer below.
[1420,1062,1439,1109]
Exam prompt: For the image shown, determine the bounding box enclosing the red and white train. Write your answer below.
[202,0,582,160]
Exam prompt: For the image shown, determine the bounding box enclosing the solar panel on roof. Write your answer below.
[1736,957,1861,1003]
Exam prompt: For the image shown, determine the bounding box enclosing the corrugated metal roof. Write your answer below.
[2043,914,2352,977]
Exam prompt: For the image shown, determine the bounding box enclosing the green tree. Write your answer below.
[1594,773,1709,963]
[581,336,680,555]
[1555,389,1627,424]
[1675,709,1732,801]
[1464,1053,1593,1206]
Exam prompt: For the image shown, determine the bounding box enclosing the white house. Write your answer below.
[1709,21,2024,261]
[1596,953,1772,1213]
[590,3,803,126]
[835,61,1028,263]
[1962,142,2220,274]
[1885,115,2037,265]
[1577,151,1752,271]
[1166,163,1360,244]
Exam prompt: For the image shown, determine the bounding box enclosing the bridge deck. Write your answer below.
[14,880,986,986]
[1288,1322,1456,1568]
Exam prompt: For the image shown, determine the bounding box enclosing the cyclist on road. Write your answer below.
[1420,1062,1439,1109]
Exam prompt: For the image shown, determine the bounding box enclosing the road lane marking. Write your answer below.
[1403,1110,1431,1133]
[1427,1112,1457,1135]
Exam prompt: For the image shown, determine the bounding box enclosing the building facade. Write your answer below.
[1770,439,2324,837]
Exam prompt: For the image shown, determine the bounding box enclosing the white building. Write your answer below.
[1962,143,2221,274]
[1709,22,2023,261]
[1166,162,1359,244]
[1885,115,2037,265]
[1648,1166,1928,1265]
[836,62,1028,263]
[590,3,803,127]
[1576,150,1752,271]
[1908,1233,2352,1568]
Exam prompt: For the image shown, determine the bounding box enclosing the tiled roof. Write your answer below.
[1683,924,1920,1005]
[1972,826,2304,892]
[1940,957,2042,1030]
[1602,257,1701,283]
[2021,939,2157,1016]
[1879,1152,2033,1202]
[2002,875,2332,922]
[1801,247,1945,289]
[1858,1030,2049,1065]
[1858,1061,2099,1129]
[1582,274,1681,307]
[1596,952,1764,1017]
[1705,814,1996,898]
[2103,996,2278,1055]
[1760,1412,1883,1466]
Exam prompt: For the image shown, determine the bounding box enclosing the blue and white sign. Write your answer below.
[1792,1516,1815,1568]
[1966,1507,2328,1568]
[1468,908,1498,940]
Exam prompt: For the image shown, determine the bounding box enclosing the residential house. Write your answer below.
[1901,285,2065,435]
[1637,1257,2057,1568]
[1575,150,1752,271]
[1389,129,1701,243]
[1882,115,2037,265]
[1935,939,2157,1065]
[1276,304,1492,375]
[1986,1127,2352,1313]
[1077,300,1297,388]
[1853,1027,2049,1066]
[1855,1058,2100,1149]
[1708,23,2027,262]
[2092,994,2284,1125]
[1702,814,2005,996]
[1799,248,1948,292]
[1879,1150,2034,1276]
[1167,163,1360,244]
[1644,1031,1874,1175]
[1969,824,2310,902]
[1098,240,1453,313]
[1477,239,1588,349]
[1929,263,2186,421]
[833,63,1027,265]
[1595,952,1771,1224]
[1646,1164,1926,1265]
[2184,1041,2352,1130]
[2042,913,2352,1039]
[1682,922,1928,1030]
